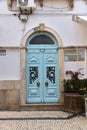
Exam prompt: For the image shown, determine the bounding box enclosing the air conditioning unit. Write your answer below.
[17,0,36,9]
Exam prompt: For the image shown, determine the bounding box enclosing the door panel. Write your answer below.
[44,49,58,102]
[26,49,42,103]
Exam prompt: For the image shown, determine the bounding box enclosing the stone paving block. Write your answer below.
[0,111,87,130]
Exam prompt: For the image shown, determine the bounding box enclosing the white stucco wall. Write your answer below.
[0,50,20,80]
[0,14,87,47]
[24,14,87,46]
[0,16,23,46]
[0,0,87,46]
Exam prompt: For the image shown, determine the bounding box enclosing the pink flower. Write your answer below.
[66,71,69,75]
[65,70,84,79]
[69,71,73,75]
[78,72,81,75]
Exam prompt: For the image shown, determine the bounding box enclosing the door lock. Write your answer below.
[45,82,48,87]
[37,81,40,87]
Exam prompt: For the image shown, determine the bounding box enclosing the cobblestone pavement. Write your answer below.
[0,111,87,130]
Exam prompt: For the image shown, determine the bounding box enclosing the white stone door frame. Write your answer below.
[20,23,64,106]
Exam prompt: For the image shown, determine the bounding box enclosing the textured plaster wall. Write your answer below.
[0,49,20,80]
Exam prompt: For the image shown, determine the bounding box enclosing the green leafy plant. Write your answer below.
[63,79,81,93]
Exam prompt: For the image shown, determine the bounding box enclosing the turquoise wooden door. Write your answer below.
[26,33,59,103]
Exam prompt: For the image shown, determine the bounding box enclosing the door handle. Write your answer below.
[37,81,40,87]
[45,82,48,87]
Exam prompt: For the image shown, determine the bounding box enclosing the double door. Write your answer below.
[26,48,59,103]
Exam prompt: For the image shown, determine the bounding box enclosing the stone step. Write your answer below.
[20,103,65,111]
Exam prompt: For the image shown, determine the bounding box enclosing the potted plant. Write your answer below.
[63,69,86,94]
